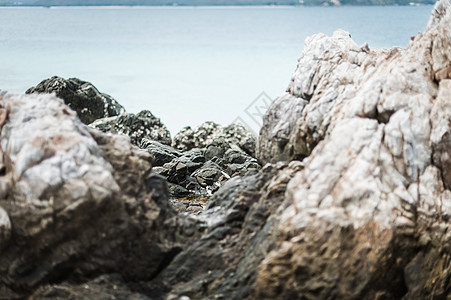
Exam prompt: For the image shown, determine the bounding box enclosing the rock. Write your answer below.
[90,110,172,146]
[431,80,451,189]
[204,139,231,161]
[251,2,451,299]
[0,207,11,252]
[167,182,191,198]
[163,159,190,184]
[149,125,260,199]
[191,163,230,193]
[145,161,303,299]
[0,92,181,299]
[26,76,125,125]
[31,274,151,300]
[155,146,260,198]
[140,138,182,167]
[169,199,205,216]
[173,121,256,157]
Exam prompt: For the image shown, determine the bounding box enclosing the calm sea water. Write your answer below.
[0,5,434,134]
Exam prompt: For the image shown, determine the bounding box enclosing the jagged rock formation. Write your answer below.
[147,138,260,199]
[173,121,257,157]
[26,76,125,124]
[90,110,172,146]
[0,92,185,299]
[253,1,451,298]
[0,1,450,299]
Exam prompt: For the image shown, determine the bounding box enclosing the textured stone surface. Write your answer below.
[0,93,180,299]
[90,110,172,146]
[173,121,256,157]
[253,1,451,299]
[140,138,182,167]
[146,161,303,299]
[154,142,259,198]
[26,76,124,124]
[2,2,450,299]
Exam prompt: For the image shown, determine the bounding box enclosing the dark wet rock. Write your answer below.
[162,159,189,184]
[192,165,230,192]
[204,139,231,161]
[146,162,303,299]
[140,122,260,198]
[26,76,124,124]
[155,146,260,198]
[90,110,172,146]
[167,182,191,199]
[140,138,182,167]
[433,131,451,189]
[173,121,256,157]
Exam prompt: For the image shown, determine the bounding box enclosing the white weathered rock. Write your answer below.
[254,1,451,298]
[0,92,180,299]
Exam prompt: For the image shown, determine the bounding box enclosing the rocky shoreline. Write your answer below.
[25,76,262,215]
[1,1,450,299]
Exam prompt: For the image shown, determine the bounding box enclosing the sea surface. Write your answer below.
[0,5,434,135]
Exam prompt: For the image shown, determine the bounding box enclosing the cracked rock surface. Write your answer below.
[0,92,184,299]
[254,1,451,298]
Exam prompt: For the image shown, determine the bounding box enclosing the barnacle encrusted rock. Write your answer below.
[173,121,256,157]
[90,110,172,146]
[26,76,125,125]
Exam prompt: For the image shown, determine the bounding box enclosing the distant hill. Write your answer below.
[0,0,437,5]
[3,0,300,5]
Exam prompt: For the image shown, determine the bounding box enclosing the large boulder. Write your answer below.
[26,76,125,124]
[173,121,256,157]
[90,110,172,146]
[0,92,182,299]
[252,1,451,299]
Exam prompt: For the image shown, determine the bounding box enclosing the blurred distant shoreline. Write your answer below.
[0,0,437,7]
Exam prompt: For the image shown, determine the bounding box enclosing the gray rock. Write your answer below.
[90,110,172,146]
[173,121,256,157]
[157,145,260,198]
[26,76,125,125]
[191,163,230,193]
[169,199,204,216]
[31,274,151,300]
[0,92,181,299]
[167,182,191,198]
[140,138,182,166]
[204,138,231,161]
